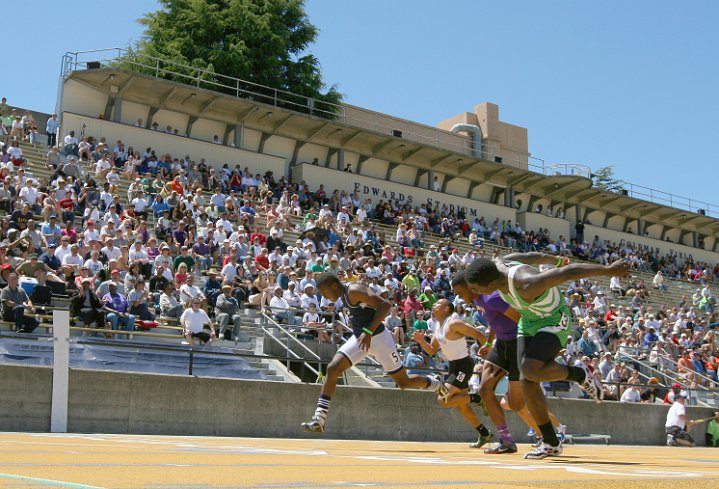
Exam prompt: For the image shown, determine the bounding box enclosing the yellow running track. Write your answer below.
[0,433,717,489]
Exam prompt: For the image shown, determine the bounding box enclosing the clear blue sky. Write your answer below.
[8,0,717,209]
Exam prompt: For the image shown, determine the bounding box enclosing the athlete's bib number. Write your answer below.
[559,313,569,330]
[391,351,400,363]
[456,372,466,382]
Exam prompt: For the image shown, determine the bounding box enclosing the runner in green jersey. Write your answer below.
[465,252,629,459]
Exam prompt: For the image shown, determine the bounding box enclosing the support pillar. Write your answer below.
[112,98,122,123]
[234,123,243,148]
[146,107,160,129]
[51,309,70,433]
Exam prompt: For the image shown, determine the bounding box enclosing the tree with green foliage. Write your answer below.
[123,0,341,116]
[591,165,625,193]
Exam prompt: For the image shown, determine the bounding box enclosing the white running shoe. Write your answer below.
[300,417,325,433]
[524,442,563,459]
[429,375,450,401]
[577,363,603,403]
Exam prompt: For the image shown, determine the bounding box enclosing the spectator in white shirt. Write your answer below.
[620,382,642,403]
[95,156,111,180]
[301,284,320,310]
[181,298,214,346]
[132,191,149,220]
[84,250,104,277]
[101,238,122,262]
[18,180,39,210]
[61,244,84,277]
[179,275,207,309]
[83,220,101,243]
[270,288,298,325]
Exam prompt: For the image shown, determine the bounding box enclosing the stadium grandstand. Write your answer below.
[0,48,717,448]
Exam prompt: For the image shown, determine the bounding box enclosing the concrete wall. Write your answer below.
[61,112,286,179]
[1,365,714,445]
[584,224,719,265]
[517,211,571,243]
[0,365,52,432]
[437,102,530,170]
[342,104,470,156]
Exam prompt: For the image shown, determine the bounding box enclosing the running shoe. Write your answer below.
[526,428,536,437]
[436,375,451,401]
[484,441,518,454]
[300,418,324,433]
[531,435,543,448]
[524,442,563,459]
[469,432,494,449]
[557,424,567,444]
[578,363,603,403]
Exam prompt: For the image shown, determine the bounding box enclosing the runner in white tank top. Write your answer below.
[413,298,495,449]
[434,315,470,362]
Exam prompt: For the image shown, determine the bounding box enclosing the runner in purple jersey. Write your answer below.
[472,291,517,340]
[453,271,565,454]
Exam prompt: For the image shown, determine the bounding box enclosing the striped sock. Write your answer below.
[497,423,514,445]
[313,394,331,426]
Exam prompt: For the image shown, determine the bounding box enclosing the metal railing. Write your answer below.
[619,180,719,218]
[545,163,592,179]
[260,312,322,380]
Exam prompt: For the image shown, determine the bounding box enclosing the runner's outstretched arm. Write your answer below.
[448,320,487,345]
[503,252,570,267]
[518,260,630,302]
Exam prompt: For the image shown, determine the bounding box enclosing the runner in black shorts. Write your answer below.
[301,273,447,433]
[413,299,494,449]
[452,271,565,454]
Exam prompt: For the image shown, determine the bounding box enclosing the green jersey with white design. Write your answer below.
[497,263,572,346]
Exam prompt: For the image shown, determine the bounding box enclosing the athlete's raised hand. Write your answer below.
[606,259,631,276]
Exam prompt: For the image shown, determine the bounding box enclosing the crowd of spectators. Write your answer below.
[0,99,717,409]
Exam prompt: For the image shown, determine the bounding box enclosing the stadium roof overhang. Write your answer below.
[66,68,718,238]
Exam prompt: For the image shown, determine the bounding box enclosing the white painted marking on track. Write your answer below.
[349,455,707,478]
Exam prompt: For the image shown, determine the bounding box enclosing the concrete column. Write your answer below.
[51,309,70,433]
[504,187,513,207]
[185,116,198,138]
[234,123,243,148]
[113,98,122,123]
[146,107,159,129]
[428,170,435,191]
[337,149,345,171]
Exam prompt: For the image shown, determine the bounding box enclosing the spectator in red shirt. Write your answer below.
[605,304,618,323]
[60,220,77,244]
[58,192,76,225]
[663,382,684,404]
[402,288,424,327]
[250,226,266,247]
[255,247,270,271]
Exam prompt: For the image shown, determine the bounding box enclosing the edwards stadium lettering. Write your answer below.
[354,182,480,217]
